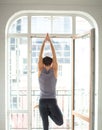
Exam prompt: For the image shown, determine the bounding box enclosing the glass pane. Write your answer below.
[54,38,70,65]
[8,37,28,110]
[9,113,28,129]
[76,17,92,34]
[31,38,72,130]
[9,16,28,33]
[74,35,90,117]
[31,16,51,33]
[74,117,89,130]
[53,16,72,34]
[31,38,44,129]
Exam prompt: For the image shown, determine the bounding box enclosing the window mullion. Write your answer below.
[72,15,76,35]
[27,15,32,130]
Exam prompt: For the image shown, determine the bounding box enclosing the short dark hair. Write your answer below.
[43,56,53,66]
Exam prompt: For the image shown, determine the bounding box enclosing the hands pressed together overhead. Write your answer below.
[44,33,51,42]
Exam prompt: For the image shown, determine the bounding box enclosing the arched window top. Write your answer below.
[9,16,28,34]
[7,11,94,35]
[76,16,92,33]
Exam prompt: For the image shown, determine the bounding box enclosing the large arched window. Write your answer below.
[6,11,95,130]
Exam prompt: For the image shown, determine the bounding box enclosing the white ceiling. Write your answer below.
[0,0,102,6]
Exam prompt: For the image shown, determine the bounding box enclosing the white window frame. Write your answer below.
[6,11,95,130]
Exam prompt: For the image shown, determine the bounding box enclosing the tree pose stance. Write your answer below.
[38,33,63,130]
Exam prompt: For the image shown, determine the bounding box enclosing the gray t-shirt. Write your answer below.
[39,68,57,99]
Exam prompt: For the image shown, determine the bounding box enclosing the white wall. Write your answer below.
[0,3,102,130]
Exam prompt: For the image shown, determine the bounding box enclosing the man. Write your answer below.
[38,33,63,130]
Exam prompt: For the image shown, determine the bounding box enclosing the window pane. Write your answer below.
[53,16,72,34]
[8,37,28,110]
[74,36,90,117]
[9,16,28,33]
[31,16,51,33]
[53,38,71,64]
[9,113,28,129]
[76,16,92,34]
[74,117,89,130]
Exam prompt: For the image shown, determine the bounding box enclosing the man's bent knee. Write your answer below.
[56,118,63,126]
